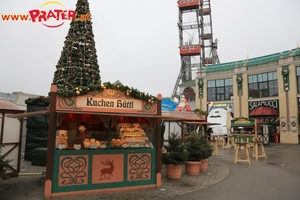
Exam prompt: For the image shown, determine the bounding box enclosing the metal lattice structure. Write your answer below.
[171,0,220,102]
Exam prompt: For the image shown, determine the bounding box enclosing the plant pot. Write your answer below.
[185,161,201,175]
[200,158,209,172]
[165,164,183,179]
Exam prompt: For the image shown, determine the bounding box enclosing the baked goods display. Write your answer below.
[111,123,153,149]
[56,130,68,149]
[56,123,153,150]
[83,138,101,149]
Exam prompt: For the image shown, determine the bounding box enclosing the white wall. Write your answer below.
[163,121,181,143]
[1,116,22,174]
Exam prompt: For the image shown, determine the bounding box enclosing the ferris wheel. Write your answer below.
[171,0,220,102]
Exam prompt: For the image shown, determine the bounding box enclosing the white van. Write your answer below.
[207,108,230,136]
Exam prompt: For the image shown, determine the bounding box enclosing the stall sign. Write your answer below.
[77,97,142,110]
[234,120,251,124]
[161,98,178,111]
[249,100,278,111]
[207,102,234,114]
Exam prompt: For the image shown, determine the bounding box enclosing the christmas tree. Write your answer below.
[52,0,101,97]
[51,0,157,102]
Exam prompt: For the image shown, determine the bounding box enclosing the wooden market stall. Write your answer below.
[44,85,163,198]
[231,117,258,147]
[0,99,25,179]
[161,111,206,140]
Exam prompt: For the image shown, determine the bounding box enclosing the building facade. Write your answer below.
[195,48,300,144]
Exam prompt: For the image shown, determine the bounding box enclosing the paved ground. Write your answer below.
[173,143,300,200]
[0,143,299,200]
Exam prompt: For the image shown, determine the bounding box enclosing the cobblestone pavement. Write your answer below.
[3,143,300,200]
[0,154,229,200]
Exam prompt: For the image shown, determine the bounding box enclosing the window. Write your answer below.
[296,67,300,93]
[55,115,154,150]
[248,71,278,98]
[183,87,195,101]
[207,78,233,101]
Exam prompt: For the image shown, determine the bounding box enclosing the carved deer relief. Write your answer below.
[99,159,114,180]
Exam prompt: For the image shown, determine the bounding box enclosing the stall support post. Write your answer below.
[255,119,257,140]
[17,117,24,174]
[44,85,57,199]
[156,94,162,188]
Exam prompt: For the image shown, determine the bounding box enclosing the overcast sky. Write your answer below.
[1,0,300,98]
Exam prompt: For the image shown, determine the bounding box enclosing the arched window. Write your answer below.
[183,87,195,101]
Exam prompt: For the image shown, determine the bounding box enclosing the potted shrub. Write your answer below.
[161,132,188,179]
[184,131,203,175]
[198,135,214,171]
[0,145,12,180]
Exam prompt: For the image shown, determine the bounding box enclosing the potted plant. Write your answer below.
[184,131,203,175]
[0,145,12,180]
[161,132,188,179]
[198,135,214,171]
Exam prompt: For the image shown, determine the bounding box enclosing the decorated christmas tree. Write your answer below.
[52,0,101,97]
[51,0,157,102]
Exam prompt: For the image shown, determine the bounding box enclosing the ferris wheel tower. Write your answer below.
[171,0,220,102]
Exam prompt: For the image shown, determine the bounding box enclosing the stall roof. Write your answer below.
[7,110,206,122]
[249,107,279,116]
[161,111,205,121]
[256,119,269,124]
[6,110,49,118]
[183,121,221,125]
[0,99,25,112]
[6,110,158,119]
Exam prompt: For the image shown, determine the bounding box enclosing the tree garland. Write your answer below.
[25,96,50,105]
[26,82,157,105]
[194,108,206,115]
[56,81,157,102]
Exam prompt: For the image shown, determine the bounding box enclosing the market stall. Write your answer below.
[44,85,163,198]
[161,111,206,140]
[231,117,257,147]
[0,100,25,178]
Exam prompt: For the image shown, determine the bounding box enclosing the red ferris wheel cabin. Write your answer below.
[177,0,200,10]
[179,44,201,55]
